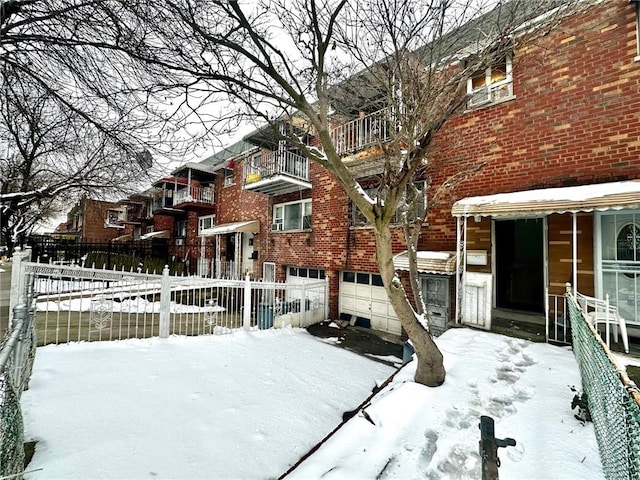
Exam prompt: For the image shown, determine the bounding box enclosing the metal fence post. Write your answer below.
[11,304,27,391]
[159,265,171,338]
[300,282,307,325]
[243,274,251,330]
[324,277,330,322]
[8,247,31,327]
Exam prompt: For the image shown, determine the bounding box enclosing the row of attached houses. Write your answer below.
[60,1,640,342]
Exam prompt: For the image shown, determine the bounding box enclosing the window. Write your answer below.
[105,208,125,226]
[597,210,640,328]
[175,219,187,238]
[273,199,312,231]
[467,54,513,107]
[350,181,426,227]
[224,168,234,187]
[342,271,383,286]
[198,214,215,234]
[288,267,325,279]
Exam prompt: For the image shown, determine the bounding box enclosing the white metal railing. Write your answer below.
[174,186,215,205]
[546,289,570,345]
[244,150,309,185]
[330,108,393,155]
[13,259,328,345]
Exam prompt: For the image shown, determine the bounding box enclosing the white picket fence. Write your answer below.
[9,248,328,346]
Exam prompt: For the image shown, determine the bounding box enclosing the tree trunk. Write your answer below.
[375,226,446,387]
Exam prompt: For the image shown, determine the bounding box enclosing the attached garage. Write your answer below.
[339,271,402,336]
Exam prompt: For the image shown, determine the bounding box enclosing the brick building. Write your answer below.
[133,0,640,341]
[55,197,127,242]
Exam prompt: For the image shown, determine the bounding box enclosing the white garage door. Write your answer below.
[339,271,401,336]
[285,267,325,305]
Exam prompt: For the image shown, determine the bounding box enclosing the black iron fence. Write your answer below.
[24,237,225,277]
[25,237,179,274]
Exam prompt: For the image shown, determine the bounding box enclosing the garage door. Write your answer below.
[339,271,401,335]
[285,266,325,305]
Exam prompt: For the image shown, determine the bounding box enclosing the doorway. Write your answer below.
[495,218,544,313]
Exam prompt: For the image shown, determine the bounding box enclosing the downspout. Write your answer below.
[572,212,577,297]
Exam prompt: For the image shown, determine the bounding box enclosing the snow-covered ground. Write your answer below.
[21,327,603,479]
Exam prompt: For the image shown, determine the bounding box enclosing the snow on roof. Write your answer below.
[452,180,640,218]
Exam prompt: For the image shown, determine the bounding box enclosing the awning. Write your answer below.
[394,250,457,275]
[140,230,170,239]
[452,180,640,218]
[199,220,260,236]
[111,234,132,242]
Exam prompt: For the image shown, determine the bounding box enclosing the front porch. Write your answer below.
[452,180,640,339]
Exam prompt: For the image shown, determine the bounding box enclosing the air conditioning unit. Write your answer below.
[271,223,283,232]
[468,88,491,107]
[175,238,185,246]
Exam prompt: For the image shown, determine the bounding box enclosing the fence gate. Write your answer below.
[462,272,492,330]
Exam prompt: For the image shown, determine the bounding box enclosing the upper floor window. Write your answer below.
[175,219,187,238]
[467,54,513,108]
[198,214,215,234]
[350,181,426,228]
[105,208,125,226]
[224,167,234,187]
[272,199,312,231]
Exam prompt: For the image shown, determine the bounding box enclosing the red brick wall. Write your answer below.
[424,0,640,250]
[153,214,174,233]
[80,199,123,242]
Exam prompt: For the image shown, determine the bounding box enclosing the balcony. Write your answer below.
[330,108,393,156]
[174,186,215,207]
[243,150,311,195]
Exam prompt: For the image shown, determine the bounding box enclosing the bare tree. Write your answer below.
[115,0,583,386]
[0,0,228,242]
[0,68,154,250]
[2,0,583,385]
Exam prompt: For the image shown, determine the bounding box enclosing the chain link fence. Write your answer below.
[0,303,38,478]
[567,291,640,480]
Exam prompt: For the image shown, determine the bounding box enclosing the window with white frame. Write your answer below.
[273,199,312,231]
[224,167,234,187]
[598,210,640,327]
[467,54,513,107]
[198,214,215,234]
[105,208,126,226]
[350,181,426,227]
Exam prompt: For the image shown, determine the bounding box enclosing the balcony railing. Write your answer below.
[174,186,215,206]
[330,108,393,156]
[244,150,309,185]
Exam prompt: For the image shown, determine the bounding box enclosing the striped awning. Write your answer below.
[199,220,259,236]
[452,180,640,218]
[394,250,457,275]
[140,230,170,239]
